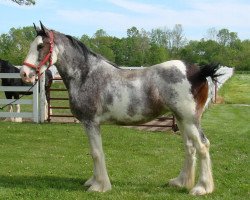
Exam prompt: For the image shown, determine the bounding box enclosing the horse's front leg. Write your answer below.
[83,120,111,192]
[14,104,22,122]
[4,105,14,122]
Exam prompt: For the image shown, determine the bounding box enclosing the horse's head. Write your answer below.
[20,22,58,84]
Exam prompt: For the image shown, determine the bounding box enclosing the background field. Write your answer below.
[0,74,249,199]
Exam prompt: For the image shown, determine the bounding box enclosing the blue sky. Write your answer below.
[0,0,250,40]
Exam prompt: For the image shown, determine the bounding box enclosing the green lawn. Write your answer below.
[0,74,249,199]
[219,74,250,104]
[0,104,249,199]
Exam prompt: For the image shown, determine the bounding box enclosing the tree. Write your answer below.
[0,26,36,65]
[217,28,239,46]
[180,39,221,65]
[91,29,115,62]
[145,44,169,65]
[150,27,170,49]
[205,27,218,41]
[11,0,35,5]
[238,40,250,70]
[169,24,187,57]
[125,27,150,66]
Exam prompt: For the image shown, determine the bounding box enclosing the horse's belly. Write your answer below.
[100,108,145,125]
[99,102,168,125]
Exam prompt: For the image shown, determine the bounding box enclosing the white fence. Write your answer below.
[0,73,46,123]
[205,66,234,107]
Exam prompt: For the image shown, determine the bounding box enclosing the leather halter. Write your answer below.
[23,31,54,75]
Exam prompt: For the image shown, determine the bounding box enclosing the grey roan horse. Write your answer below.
[20,23,220,195]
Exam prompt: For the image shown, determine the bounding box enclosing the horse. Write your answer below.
[0,59,53,122]
[20,22,221,195]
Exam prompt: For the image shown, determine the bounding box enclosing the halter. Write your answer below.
[23,31,54,75]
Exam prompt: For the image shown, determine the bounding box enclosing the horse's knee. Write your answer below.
[91,148,102,160]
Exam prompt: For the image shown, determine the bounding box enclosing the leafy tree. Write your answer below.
[1,24,249,71]
[0,26,36,65]
[217,28,239,46]
[90,29,115,62]
[205,27,218,41]
[11,0,35,5]
[180,39,221,65]
[150,27,170,49]
[145,44,169,65]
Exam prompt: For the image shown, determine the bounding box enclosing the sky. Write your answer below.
[0,0,250,40]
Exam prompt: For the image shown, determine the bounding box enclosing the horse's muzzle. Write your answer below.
[20,67,36,84]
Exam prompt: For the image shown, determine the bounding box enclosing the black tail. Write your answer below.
[187,62,222,88]
[199,63,222,82]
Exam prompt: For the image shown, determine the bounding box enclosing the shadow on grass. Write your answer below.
[110,180,189,195]
[0,174,190,195]
[0,175,88,191]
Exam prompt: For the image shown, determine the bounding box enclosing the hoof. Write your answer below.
[190,184,214,196]
[169,177,194,189]
[87,183,111,192]
[84,177,94,187]
[84,177,111,192]
[14,118,22,123]
[169,178,184,188]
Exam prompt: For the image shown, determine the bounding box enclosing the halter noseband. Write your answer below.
[23,31,54,75]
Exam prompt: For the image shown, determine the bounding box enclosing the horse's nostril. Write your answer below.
[23,72,27,78]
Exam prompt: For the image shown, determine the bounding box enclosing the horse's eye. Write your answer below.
[37,44,44,51]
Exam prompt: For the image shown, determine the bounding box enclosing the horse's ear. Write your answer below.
[40,21,49,35]
[33,23,40,35]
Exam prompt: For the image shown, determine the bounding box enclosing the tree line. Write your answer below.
[0,25,249,71]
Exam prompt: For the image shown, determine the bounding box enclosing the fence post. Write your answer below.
[39,73,46,123]
[33,80,39,123]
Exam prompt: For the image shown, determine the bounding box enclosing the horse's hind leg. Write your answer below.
[169,121,196,189]
[190,128,214,195]
[169,117,214,195]
[183,122,214,195]
[83,120,111,192]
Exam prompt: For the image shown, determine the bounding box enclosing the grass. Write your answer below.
[0,74,249,199]
[0,104,249,199]
[219,74,250,104]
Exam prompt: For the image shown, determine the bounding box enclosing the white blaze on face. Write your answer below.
[25,36,43,65]
[20,36,43,83]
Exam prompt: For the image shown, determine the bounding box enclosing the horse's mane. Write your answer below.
[65,35,120,69]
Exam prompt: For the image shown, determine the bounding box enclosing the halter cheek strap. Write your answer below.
[23,31,54,75]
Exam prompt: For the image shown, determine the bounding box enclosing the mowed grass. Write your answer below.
[219,73,250,104]
[0,105,249,200]
[0,74,249,199]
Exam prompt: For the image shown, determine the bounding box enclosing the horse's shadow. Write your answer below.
[0,175,189,194]
[0,174,87,191]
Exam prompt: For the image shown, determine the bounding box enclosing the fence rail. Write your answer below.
[0,73,40,122]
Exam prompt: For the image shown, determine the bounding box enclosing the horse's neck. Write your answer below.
[56,50,94,88]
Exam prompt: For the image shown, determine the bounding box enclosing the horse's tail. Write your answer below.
[198,63,221,82]
[188,63,222,85]
[187,63,221,121]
